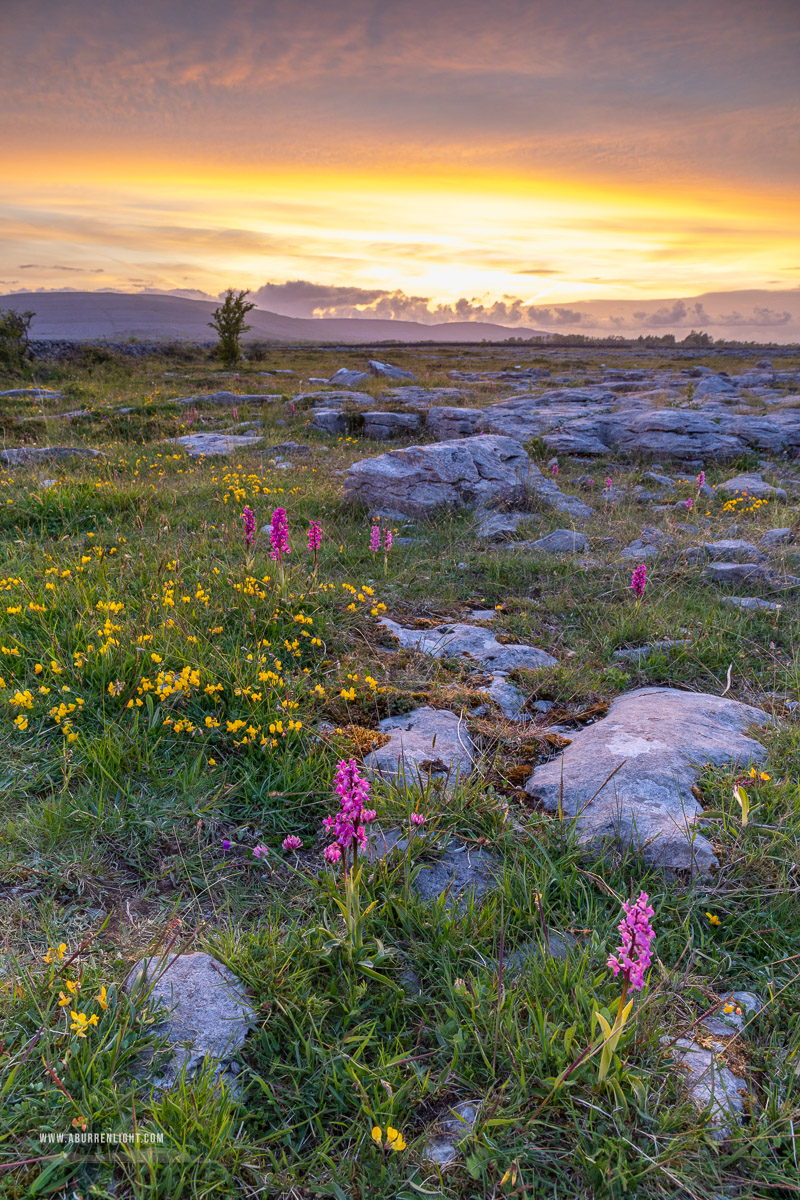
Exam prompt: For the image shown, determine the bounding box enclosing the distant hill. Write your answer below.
[0,291,552,344]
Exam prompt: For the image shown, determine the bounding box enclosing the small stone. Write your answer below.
[613,640,689,663]
[685,540,765,564]
[525,529,589,554]
[364,707,474,789]
[368,359,417,381]
[702,991,761,1037]
[1,446,103,465]
[721,596,781,612]
[422,1100,482,1166]
[716,473,787,501]
[705,562,772,586]
[761,528,794,547]
[503,930,577,973]
[666,1037,748,1136]
[125,952,253,1093]
[485,674,529,720]
[379,618,557,672]
[329,368,370,387]
[414,842,499,910]
[474,510,530,542]
[267,441,312,456]
[311,409,347,435]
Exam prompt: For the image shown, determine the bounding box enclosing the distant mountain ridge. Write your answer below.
[0,291,552,344]
[2,288,799,344]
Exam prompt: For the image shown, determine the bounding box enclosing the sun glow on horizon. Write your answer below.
[2,153,797,306]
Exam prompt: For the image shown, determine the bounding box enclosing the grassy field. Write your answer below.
[0,343,798,1199]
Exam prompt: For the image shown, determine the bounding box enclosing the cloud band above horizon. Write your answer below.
[0,0,797,304]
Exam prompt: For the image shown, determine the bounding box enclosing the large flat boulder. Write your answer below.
[601,409,744,460]
[364,706,473,788]
[523,687,769,875]
[343,435,530,519]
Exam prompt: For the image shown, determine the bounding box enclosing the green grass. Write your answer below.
[0,344,798,1198]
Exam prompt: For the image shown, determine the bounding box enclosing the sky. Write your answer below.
[1,0,798,325]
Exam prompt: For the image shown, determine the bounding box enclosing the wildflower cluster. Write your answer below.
[241,506,256,549]
[270,507,290,564]
[607,891,655,992]
[630,562,647,601]
[322,758,377,868]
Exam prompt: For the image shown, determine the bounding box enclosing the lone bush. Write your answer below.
[0,308,34,370]
[209,290,255,366]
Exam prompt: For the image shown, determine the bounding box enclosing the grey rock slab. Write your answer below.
[365,828,501,921]
[523,687,769,876]
[705,562,773,586]
[329,368,370,386]
[343,434,531,519]
[526,473,594,522]
[368,359,416,381]
[267,441,312,456]
[485,674,529,720]
[702,991,762,1038]
[125,952,253,1093]
[169,432,262,458]
[599,408,744,460]
[310,408,347,434]
[299,390,373,405]
[422,1100,482,1166]
[761,528,795,547]
[362,411,421,439]
[717,473,787,501]
[364,706,474,789]
[526,529,589,554]
[667,1037,747,1135]
[542,428,612,455]
[693,376,735,398]
[0,388,65,398]
[426,405,484,440]
[474,509,532,542]
[685,540,766,563]
[0,446,103,465]
[721,596,782,612]
[414,843,499,909]
[379,617,557,672]
[642,472,676,491]
[619,541,660,560]
[381,387,467,406]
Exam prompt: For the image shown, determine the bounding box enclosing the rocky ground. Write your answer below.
[0,341,798,1198]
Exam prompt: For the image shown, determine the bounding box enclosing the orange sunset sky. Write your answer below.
[1,0,798,327]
